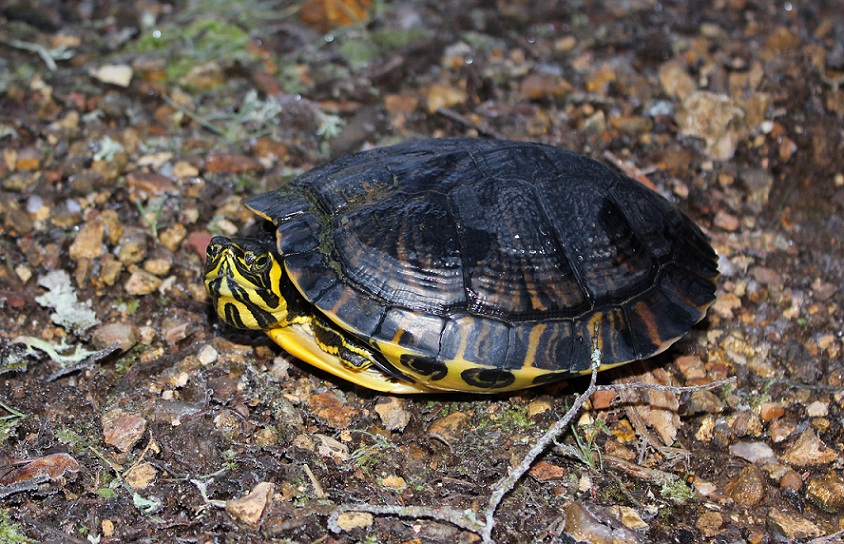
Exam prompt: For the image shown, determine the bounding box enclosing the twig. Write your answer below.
[302,463,325,499]
[594,377,735,395]
[328,504,485,534]
[808,528,844,544]
[479,353,602,542]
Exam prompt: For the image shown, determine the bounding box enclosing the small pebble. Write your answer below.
[769,419,794,443]
[69,220,105,260]
[766,508,822,540]
[726,465,767,506]
[116,229,148,265]
[91,322,138,351]
[695,510,723,537]
[730,441,775,464]
[758,401,785,422]
[428,411,470,446]
[806,471,844,513]
[779,469,803,492]
[529,461,566,482]
[125,270,162,295]
[781,428,839,466]
[159,223,187,251]
[102,408,147,453]
[198,345,218,365]
[563,502,646,544]
[713,210,740,231]
[334,511,373,532]
[805,400,828,417]
[381,475,406,490]
[373,396,411,431]
[308,392,358,429]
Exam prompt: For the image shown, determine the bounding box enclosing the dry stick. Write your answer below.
[478,355,602,543]
[808,528,844,544]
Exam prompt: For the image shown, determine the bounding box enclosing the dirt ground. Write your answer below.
[1,0,843,542]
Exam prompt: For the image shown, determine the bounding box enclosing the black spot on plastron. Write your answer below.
[399,354,448,381]
[460,368,516,389]
[531,372,570,386]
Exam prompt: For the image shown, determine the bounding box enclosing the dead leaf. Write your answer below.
[300,0,372,32]
[616,362,680,447]
[0,453,81,487]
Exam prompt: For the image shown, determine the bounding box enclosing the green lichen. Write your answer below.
[660,477,696,505]
[0,509,32,544]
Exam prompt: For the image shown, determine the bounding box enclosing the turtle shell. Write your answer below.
[245,138,717,391]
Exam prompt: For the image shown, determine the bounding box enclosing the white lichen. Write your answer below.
[34,270,99,335]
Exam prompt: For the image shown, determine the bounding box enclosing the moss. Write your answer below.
[660,477,696,505]
[0,509,32,544]
[131,18,254,86]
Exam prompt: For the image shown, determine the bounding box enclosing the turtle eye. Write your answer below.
[247,253,271,272]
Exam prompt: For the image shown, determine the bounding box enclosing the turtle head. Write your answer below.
[204,236,289,330]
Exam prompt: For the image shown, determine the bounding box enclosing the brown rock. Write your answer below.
[124,462,157,489]
[713,210,740,231]
[520,73,573,100]
[126,171,176,197]
[69,219,105,260]
[308,392,358,429]
[806,471,844,513]
[659,61,696,100]
[779,469,803,492]
[159,223,186,251]
[781,428,839,466]
[373,396,411,431]
[116,229,148,265]
[333,511,374,532]
[428,411,471,446]
[695,510,723,537]
[766,508,822,540]
[125,270,162,295]
[91,322,138,351]
[0,453,81,487]
[226,482,274,526]
[726,465,767,506]
[682,390,725,415]
[102,408,147,452]
[769,418,795,443]
[674,355,706,382]
[758,401,784,422]
[676,91,747,160]
[564,501,646,544]
[529,460,566,482]
[205,153,265,174]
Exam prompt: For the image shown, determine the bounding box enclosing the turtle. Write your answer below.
[204,137,718,394]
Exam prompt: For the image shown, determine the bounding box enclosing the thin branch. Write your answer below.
[479,356,602,542]
[328,504,485,534]
[594,377,735,395]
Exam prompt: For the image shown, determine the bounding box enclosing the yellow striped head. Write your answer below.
[204,236,288,330]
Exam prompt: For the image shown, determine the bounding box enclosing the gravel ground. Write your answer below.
[1,0,843,542]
